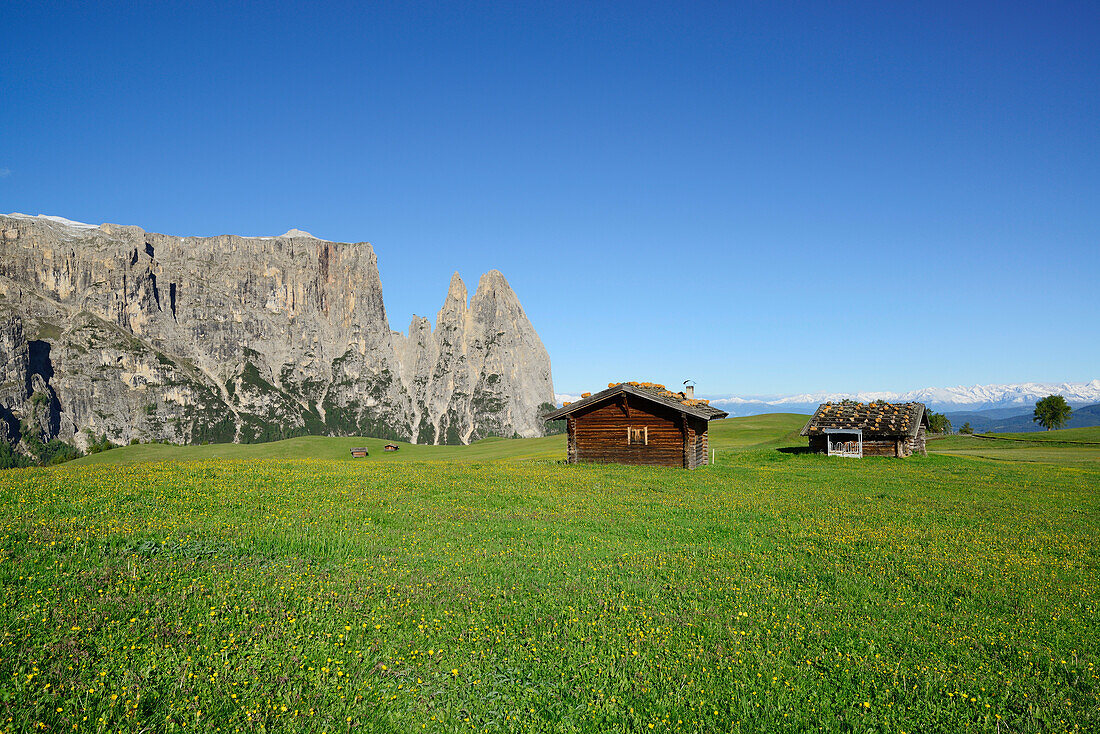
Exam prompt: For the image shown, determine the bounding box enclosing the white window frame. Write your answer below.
[627,426,648,445]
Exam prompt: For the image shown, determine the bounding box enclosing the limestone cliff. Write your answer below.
[0,213,554,448]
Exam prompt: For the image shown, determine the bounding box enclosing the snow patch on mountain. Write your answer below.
[706,380,1100,416]
[7,212,99,230]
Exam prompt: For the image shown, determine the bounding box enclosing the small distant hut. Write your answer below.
[800,401,930,458]
[384,443,400,452]
[350,447,369,458]
[542,382,728,468]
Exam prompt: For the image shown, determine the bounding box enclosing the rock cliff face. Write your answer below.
[0,213,554,448]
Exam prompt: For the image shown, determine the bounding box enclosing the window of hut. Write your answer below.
[628,426,648,445]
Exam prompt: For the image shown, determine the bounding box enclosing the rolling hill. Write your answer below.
[67,413,810,467]
[946,402,1100,433]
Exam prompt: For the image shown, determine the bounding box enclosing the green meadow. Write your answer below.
[929,427,1100,466]
[68,433,569,466]
[67,413,810,468]
[2,417,1097,732]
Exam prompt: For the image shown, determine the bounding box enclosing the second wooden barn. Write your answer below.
[800,401,930,458]
[542,382,728,468]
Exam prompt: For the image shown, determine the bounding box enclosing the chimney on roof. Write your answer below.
[683,380,695,399]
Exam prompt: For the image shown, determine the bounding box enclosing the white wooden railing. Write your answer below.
[824,430,863,458]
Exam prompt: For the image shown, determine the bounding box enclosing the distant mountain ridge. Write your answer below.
[945,403,1100,434]
[553,380,1100,417]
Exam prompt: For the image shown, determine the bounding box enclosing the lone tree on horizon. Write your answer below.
[1033,395,1072,431]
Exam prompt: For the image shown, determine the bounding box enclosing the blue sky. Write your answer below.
[2,1,1097,396]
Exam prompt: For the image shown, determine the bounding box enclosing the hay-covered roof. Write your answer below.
[799,401,928,438]
[543,382,728,422]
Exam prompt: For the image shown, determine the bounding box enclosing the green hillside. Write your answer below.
[947,403,1100,434]
[70,413,810,467]
[986,425,1100,442]
[706,412,807,451]
[71,433,567,466]
[928,425,1100,465]
[64,412,1100,468]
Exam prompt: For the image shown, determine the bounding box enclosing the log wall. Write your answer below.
[901,425,927,457]
[863,439,901,457]
[808,429,926,458]
[686,416,709,468]
[684,419,696,469]
[573,400,682,466]
[567,417,577,462]
[567,397,699,468]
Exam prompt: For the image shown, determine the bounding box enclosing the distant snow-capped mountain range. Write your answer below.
[555,380,1100,417]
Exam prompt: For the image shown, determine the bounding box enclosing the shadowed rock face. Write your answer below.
[0,214,554,448]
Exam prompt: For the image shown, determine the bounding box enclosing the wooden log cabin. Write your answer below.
[543,382,728,469]
[800,401,930,458]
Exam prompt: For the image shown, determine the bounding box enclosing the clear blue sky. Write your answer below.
[2,1,1097,396]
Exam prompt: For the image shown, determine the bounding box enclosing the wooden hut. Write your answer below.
[384,443,400,452]
[800,401,930,458]
[542,382,728,468]
[350,447,369,458]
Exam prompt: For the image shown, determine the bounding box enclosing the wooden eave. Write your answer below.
[543,384,729,423]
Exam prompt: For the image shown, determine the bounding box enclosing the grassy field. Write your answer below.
[706,413,807,452]
[69,433,568,466]
[69,413,811,467]
[2,417,1098,732]
[929,426,1100,466]
[982,427,1100,443]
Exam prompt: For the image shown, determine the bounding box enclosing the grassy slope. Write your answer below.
[706,412,806,451]
[70,433,568,466]
[2,450,1096,732]
[69,412,1100,467]
[987,425,1100,442]
[929,425,1100,465]
[70,413,811,467]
